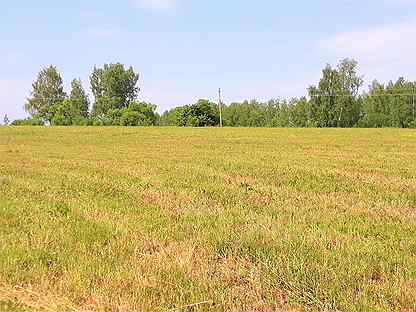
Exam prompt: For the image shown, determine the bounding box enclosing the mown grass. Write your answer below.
[0,126,415,311]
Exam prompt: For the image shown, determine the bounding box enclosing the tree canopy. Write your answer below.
[90,63,140,117]
[25,65,67,124]
[308,59,363,128]
[20,63,158,127]
[15,59,416,128]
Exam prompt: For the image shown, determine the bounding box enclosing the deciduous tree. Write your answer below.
[25,65,66,123]
[91,63,139,116]
[309,59,363,127]
[69,79,89,118]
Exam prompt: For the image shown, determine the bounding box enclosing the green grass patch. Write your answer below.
[0,127,415,310]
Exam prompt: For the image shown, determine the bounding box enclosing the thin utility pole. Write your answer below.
[413,84,415,121]
[218,88,223,127]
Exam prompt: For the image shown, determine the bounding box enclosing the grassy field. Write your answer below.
[0,127,415,311]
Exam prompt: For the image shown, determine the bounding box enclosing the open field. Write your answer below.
[0,127,415,311]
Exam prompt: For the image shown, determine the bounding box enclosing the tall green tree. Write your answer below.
[359,78,415,128]
[90,63,140,116]
[288,97,311,127]
[25,65,66,123]
[50,79,90,125]
[309,59,363,127]
[223,100,267,127]
[359,81,391,128]
[69,79,89,118]
[388,78,414,128]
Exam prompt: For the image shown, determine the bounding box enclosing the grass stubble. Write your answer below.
[0,127,415,311]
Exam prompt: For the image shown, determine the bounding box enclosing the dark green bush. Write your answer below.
[11,118,44,126]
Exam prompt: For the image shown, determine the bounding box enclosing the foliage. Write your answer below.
[173,99,219,127]
[11,118,44,126]
[308,59,363,128]
[18,59,416,128]
[120,110,142,126]
[90,63,140,116]
[69,79,89,118]
[359,79,415,128]
[120,103,158,126]
[24,65,66,124]
[159,108,180,126]
[105,102,158,126]
[51,113,72,126]
[49,80,90,126]
[72,117,91,126]
[223,100,267,127]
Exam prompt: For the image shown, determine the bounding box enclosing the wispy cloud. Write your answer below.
[318,19,416,80]
[130,0,176,9]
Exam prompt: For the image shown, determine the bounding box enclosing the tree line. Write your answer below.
[7,59,416,128]
[13,63,158,126]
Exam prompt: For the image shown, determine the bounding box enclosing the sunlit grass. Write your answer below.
[0,126,415,311]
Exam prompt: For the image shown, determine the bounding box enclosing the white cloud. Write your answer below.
[319,19,416,64]
[318,19,416,81]
[131,0,176,9]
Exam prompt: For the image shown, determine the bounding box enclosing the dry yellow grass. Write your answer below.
[0,126,415,311]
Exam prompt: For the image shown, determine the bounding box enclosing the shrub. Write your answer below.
[121,110,142,126]
[11,118,44,126]
[357,113,390,128]
[72,117,90,126]
[107,109,123,126]
[52,115,71,126]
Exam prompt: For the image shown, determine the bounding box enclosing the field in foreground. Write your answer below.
[0,127,415,311]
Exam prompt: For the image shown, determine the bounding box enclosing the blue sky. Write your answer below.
[1,0,416,121]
